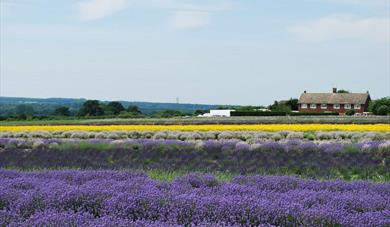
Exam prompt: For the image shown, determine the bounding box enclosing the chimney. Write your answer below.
[332,88,337,93]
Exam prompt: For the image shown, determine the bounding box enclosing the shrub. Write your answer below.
[107,133,120,140]
[369,97,390,115]
[316,132,333,140]
[95,132,107,139]
[231,111,286,116]
[303,132,316,141]
[153,131,168,140]
[345,110,356,116]
[290,112,339,116]
[333,131,348,140]
[271,134,282,141]
[217,132,235,140]
[179,132,201,141]
[286,132,304,139]
[377,105,390,115]
[378,141,390,152]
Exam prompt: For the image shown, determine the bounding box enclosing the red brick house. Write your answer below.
[298,88,371,114]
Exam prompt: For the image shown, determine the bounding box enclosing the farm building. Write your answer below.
[199,109,235,117]
[298,88,371,114]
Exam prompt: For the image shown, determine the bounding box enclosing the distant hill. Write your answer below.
[0,96,224,116]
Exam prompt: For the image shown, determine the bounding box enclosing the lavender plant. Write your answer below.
[0,139,388,178]
[2,131,389,142]
[0,170,389,227]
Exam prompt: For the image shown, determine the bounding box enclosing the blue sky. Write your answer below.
[0,0,389,105]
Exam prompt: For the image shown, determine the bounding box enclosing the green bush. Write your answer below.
[289,112,339,116]
[231,111,286,116]
[345,110,356,116]
[303,132,316,141]
[377,105,390,115]
[369,97,390,115]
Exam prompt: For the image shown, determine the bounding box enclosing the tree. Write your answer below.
[269,101,291,113]
[235,106,267,111]
[377,105,390,115]
[285,98,299,111]
[369,97,390,115]
[217,106,230,110]
[15,104,34,115]
[127,105,141,114]
[53,106,70,116]
[337,89,350,93]
[156,109,184,118]
[78,100,104,116]
[194,109,208,116]
[107,102,125,115]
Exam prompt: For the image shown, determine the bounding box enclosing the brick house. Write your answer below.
[298,88,371,114]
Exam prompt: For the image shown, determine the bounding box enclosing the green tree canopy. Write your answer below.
[155,109,184,118]
[78,100,104,116]
[269,101,291,113]
[53,106,70,116]
[194,109,208,115]
[337,89,350,93]
[127,105,141,114]
[106,102,125,115]
[15,104,34,115]
[377,105,389,115]
[285,98,299,111]
[369,97,390,115]
[235,106,267,111]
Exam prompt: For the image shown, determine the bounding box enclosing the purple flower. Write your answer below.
[1,170,388,226]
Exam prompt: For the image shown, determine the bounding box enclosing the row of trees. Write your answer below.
[53,100,189,118]
[53,100,142,117]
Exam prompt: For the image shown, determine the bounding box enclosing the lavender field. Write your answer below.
[1,130,389,226]
[0,138,389,180]
[0,170,389,227]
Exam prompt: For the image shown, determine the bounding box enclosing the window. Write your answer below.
[354,104,361,110]
[345,104,351,109]
[321,104,327,109]
[301,104,307,109]
[310,104,317,109]
[333,104,340,109]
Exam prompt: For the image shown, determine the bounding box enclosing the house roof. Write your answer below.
[298,93,370,104]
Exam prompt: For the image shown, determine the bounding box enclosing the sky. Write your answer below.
[0,0,389,105]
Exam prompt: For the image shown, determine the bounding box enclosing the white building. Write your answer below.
[199,109,235,117]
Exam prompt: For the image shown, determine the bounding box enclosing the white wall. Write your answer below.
[209,110,234,117]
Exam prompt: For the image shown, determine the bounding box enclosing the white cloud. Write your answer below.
[171,11,210,29]
[76,0,130,21]
[75,0,231,22]
[290,15,390,43]
[135,0,232,11]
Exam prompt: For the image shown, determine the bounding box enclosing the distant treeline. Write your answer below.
[0,96,389,121]
[0,97,222,118]
[0,100,217,120]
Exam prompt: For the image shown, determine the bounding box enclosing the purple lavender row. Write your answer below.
[2,130,390,142]
[1,170,389,227]
[1,138,389,153]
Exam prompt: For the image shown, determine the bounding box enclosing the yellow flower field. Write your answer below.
[0,124,389,132]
